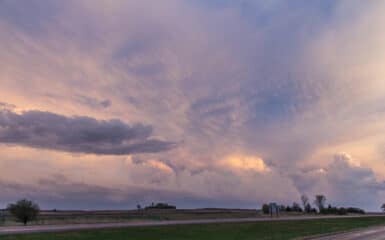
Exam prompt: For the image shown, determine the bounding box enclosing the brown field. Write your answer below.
[2,208,372,227]
[1,208,266,226]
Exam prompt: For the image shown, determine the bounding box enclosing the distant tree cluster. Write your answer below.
[320,205,365,215]
[262,194,365,215]
[261,202,309,214]
[278,203,305,213]
[145,202,176,210]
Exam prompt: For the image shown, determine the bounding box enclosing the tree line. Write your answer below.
[262,194,365,215]
[137,202,177,210]
[2,197,385,225]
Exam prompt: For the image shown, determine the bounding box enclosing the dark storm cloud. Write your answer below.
[0,109,176,155]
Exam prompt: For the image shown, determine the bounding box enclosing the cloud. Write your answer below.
[290,153,385,209]
[0,102,15,110]
[1,0,385,210]
[74,95,112,109]
[0,109,176,155]
[220,155,270,173]
[0,174,264,209]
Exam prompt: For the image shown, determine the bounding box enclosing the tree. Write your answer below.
[314,195,326,212]
[304,203,312,213]
[292,202,302,212]
[7,199,40,225]
[262,203,269,214]
[145,202,176,210]
[382,203,385,212]
[285,205,292,212]
[0,209,5,225]
[301,195,309,210]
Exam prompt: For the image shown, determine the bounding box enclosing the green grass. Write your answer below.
[3,217,385,240]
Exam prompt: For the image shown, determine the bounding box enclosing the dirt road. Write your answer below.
[309,225,385,240]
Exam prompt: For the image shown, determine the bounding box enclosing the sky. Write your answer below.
[1,0,385,211]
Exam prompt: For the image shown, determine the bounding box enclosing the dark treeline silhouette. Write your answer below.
[262,202,317,214]
[320,205,365,215]
[144,202,176,210]
[262,194,365,215]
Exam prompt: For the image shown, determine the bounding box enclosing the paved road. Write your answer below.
[0,214,384,235]
[309,225,385,240]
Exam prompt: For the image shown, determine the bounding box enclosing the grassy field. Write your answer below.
[0,209,261,226]
[3,216,385,240]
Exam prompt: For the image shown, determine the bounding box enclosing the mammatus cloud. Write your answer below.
[0,109,176,155]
